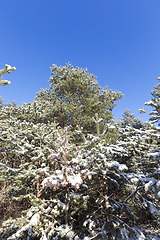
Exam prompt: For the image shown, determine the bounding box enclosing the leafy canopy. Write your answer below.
[35,63,124,132]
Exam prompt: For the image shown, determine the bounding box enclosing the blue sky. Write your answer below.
[0,0,160,122]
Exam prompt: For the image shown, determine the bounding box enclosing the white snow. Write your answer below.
[29,213,40,226]
[145,180,156,192]
[106,161,128,171]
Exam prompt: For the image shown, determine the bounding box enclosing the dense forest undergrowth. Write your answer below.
[0,64,159,240]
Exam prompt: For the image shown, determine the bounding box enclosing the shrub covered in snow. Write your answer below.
[0,65,160,239]
[0,116,159,239]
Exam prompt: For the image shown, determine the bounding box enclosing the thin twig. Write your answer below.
[120,185,144,217]
[90,232,102,239]
[123,185,144,205]
[111,214,133,231]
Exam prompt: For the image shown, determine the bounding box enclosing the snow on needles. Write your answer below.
[41,167,96,190]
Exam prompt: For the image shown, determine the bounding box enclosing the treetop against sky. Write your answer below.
[0,1,160,122]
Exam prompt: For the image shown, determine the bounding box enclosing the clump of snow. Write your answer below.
[41,167,96,190]
[106,161,128,171]
[57,200,66,210]
[130,177,139,184]
[29,213,40,226]
[83,219,95,230]
[145,180,156,192]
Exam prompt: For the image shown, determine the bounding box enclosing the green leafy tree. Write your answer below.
[2,63,123,136]
[35,63,124,133]
[118,109,144,129]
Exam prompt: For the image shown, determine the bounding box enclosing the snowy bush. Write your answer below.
[0,65,160,239]
[0,118,159,239]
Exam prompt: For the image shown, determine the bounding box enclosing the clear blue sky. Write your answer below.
[0,0,160,122]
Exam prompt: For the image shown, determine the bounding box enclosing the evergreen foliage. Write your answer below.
[117,109,145,129]
[140,77,160,125]
[0,64,160,240]
[0,64,16,86]
[34,63,124,132]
